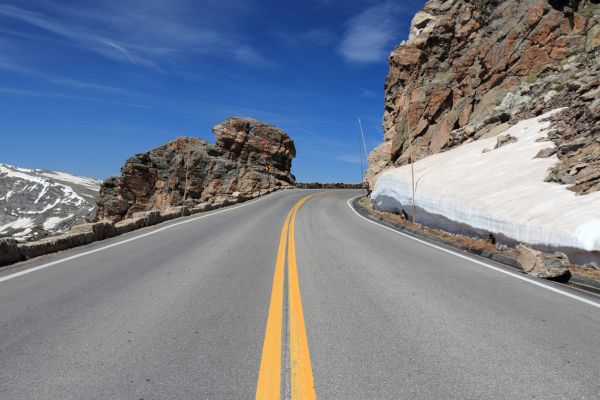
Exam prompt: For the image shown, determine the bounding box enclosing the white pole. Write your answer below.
[407,116,416,224]
[358,118,370,194]
[358,118,369,162]
[359,133,365,196]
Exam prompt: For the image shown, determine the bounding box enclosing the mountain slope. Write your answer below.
[0,164,101,241]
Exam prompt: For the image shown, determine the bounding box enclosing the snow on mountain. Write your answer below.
[0,164,101,241]
[371,110,600,256]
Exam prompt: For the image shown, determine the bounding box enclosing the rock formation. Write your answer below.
[515,244,571,281]
[367,0,600,195]
[96,118,296,222]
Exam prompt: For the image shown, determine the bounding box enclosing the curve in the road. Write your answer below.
[347,195,600,310]
[1,189,599,399]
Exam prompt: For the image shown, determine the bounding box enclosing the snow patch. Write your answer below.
[24,197,62,214]
[40,171,101,190]
[0,217,34,233]
[58,184,85,206]
[0,190,14,201]
[371,109,600,252]
[13,228,32,238]
[0,164,48,186]
[43,214,73,230]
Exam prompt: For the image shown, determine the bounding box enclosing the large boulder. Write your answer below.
[96,118,296,222]
[516,244,571,281]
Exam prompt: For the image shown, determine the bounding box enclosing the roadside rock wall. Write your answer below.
[0,203,247,267]
[296,182,363,189]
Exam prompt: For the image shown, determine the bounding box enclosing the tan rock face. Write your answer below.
[365,141,392,187]
[367,0,600,187]
[96,118,295,222]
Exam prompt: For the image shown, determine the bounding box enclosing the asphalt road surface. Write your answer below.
[0,190,599,399]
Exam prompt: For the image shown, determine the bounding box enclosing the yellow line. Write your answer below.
[256,204,294,400]
[256,194,318,400]
[288,195,317,400]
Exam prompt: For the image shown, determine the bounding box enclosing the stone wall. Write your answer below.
[0,189,276,267]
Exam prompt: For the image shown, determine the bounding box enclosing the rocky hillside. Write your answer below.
[96,118,295,222]
[0,164,101,241]
[367,0,600,195]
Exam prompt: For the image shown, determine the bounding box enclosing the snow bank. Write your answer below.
[371,110,600,252]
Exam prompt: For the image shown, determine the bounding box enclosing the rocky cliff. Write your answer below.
[96,118,296,222]
[367,0,600,194]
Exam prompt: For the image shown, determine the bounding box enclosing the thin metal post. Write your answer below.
[358,118,370,195]
[407,115,416,224]
[358,118,369,162]
[359,138,365,196]
[358,120,365,196]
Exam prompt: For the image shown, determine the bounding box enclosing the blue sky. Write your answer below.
[0,0,426,182]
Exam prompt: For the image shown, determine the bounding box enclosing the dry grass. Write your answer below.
[571,265,600,281]
[360,196,496,252]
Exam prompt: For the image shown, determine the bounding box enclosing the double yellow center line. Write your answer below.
[256,194,317,400]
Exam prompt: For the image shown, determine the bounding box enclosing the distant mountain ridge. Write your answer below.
[0,164,101,241]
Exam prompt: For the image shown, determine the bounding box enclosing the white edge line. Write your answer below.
[347,195,600,310]
[0,191,282,285]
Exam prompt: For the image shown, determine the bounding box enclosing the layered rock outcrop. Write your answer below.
[367,0,600,194]
[96,118,295,222]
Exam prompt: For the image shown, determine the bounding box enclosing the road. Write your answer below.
[0,189,599,399]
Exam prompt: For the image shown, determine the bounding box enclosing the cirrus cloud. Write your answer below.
[338,1,409,64]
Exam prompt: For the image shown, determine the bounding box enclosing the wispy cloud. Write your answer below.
[0,86,157,110]
[338,1,406,64]
[0,4,162,69]
[334,154,363,164]
[0,57,141,97]
[0,1,271,71]
[233,45,275,67]
[360,88,379,98]
[305,28,337,46]
[272,28,336,47]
